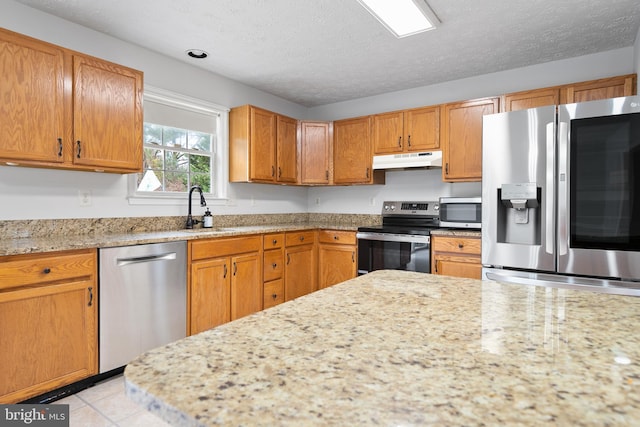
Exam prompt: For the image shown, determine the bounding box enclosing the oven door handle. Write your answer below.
[356,232,430,244]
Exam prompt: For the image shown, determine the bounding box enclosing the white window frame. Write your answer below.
[128,86,229,205]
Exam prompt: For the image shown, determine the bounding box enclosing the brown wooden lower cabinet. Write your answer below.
[0,249,97,403]
[263,233,285,309]
[284,230,317,301]
[318,230,357,289]
[431,235,482,280]
[189,236,263,335]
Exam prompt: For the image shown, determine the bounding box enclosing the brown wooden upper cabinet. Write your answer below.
[441,97,500,182]
[502,74,637,112]
[561,74,637,104]
[0,28,143,173]
[299,121,332,185]
[333,116,384,185]
[229,105,298,184]
[372,106,439,155]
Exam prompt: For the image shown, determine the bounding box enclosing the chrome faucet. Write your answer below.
[186,185,207,229]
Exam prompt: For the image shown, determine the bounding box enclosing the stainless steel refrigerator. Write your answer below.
[481,96,640,294]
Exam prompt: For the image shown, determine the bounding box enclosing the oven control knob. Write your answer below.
[433,204,439,211]
[384,204,390,210]
[390,205,395,210]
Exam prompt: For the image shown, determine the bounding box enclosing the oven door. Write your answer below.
[356,232,431,275]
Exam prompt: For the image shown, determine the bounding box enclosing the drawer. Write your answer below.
[432,236,481,255]
[263,233,284,250]
[190,236,261,261]
[0,249,96,291]
[285,230,316,247]
[263,279,284,309]
[263,249,283,282]
[318,230,356,245]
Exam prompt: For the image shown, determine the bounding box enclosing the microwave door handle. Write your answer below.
[545,122,555,255]
[557,121,569,256]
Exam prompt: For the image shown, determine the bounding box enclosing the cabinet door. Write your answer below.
[72,54,142,172]
[372,111,404,154]
[299,121,331,185]
[433,256,482,279]
[318,245,356,289]
[285,244,317,301]
[333,116,373,184]
[441,97,499,182]
[561,74,636,104]
[190,258,230,335]
[404,106,439,152]
[250,106,277,182]
[0,29,66,164]
[276,115,298,183]
[230,252,262,320]
[502,87,560,112]
[0,279,97,403]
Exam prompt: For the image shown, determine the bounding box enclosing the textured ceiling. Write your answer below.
[14,0,640,107]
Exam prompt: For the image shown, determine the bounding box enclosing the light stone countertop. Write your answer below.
[0,223,358,256]
[124,270,640,426]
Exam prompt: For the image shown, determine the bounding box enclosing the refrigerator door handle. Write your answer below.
[545,122,555,255]
[557,121,569,255]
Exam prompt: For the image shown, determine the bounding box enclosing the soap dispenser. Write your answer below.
[203,208,213,228]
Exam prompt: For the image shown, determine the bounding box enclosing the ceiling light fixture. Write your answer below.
[356,0,440,38]
[186,49,208,59]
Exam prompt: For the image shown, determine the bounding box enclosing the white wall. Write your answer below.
[1,1,638,219]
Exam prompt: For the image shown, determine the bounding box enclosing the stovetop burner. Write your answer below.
[358,200,441,234]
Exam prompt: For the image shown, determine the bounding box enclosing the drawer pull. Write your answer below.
[299,236,304,241]
[272,239,277,245]
[43,268,51,274]
[334,235,339,240]
[458,244,464,249]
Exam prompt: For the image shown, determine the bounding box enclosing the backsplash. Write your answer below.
[0,214,381,239]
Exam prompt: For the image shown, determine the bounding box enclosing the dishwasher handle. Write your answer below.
[116,252,177,267]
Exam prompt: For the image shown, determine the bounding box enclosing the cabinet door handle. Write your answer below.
[407,135,411,147]
[445,163,449,175]
[76,140,82,158]
[271,165,275,177]
[278,167,282,178]
[272,293,278,300]
[272,263,277,269]
[398,136,402,147]
[287,254,291,264]
[57,138,63,157]
[233,261,237,276]
[88,286,93,307]
[325,170,329,180]
[223,263,227,278]
[366,167,370,179]
[352,251,355,263]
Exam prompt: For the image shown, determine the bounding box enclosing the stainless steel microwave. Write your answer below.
[438,197,482,228]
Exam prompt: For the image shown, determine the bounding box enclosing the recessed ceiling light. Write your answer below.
[357,0,440,38]
[186,49,208,59]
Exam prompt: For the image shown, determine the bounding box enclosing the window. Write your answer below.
[128,86,229,204]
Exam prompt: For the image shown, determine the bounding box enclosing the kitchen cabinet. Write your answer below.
[0,249,97,403]
[229,105,298,184]
[0,28,143,173]
[189,236,262,335]
[285,230,317,301]
[299,121,332,185]
[333,116,384,185]
[561,74,636,104]
[431,235,481,279]
[440,97,499,182]
[318,230,357,289]
[263,233,285,309]
[372,106,439,155]
[501,87,561,112]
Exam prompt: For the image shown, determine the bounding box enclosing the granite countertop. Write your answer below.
[0,223,358,256]
[124,270,640,426]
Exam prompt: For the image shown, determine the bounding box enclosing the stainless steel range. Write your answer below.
[356,201,440,275]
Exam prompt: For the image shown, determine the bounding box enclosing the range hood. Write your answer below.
[372,151,442,170]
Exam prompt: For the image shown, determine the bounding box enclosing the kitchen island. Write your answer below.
[124,270,640,426]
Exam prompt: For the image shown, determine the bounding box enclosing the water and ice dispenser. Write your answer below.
[496,183,542,245]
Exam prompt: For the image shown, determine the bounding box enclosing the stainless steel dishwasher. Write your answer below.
[99,241,187,373]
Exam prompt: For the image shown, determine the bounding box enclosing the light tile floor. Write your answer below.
[56,374,171,427]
